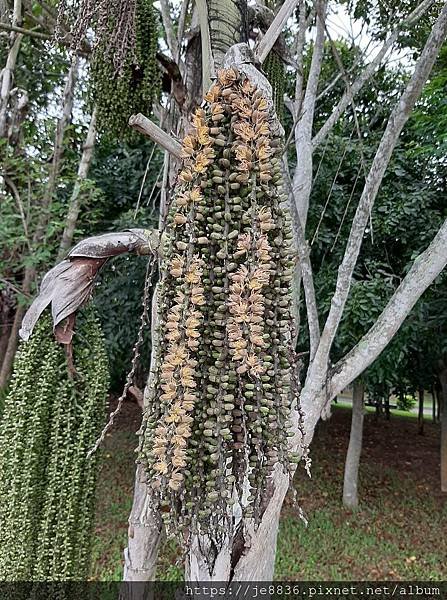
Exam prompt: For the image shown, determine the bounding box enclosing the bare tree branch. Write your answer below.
[3,175,30,249]
[0,22,50,39]
[283,162,320,361]
[316,71,342,102]
[312,0,437,149]
[57,109,97,260]
[36,0,57,21]
[293,0,307,114]
[0,277,30,298]
[308,2,447,383]
[292,0,326,228]
[0,1,23,138]
[323,24,368,178]
[255,0,300,64]
[129,113,183,158]
[41,56,78,216]
[159,0,179,60]
[329,219,447,399]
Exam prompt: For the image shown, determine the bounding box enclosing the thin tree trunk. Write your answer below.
[41,56,78,216]
[122,468,163,586]
[342,379,365,509]
[292,0,326,229]
[57,109,97,260]
[123,283,163,589]
[0,269,31,388]
[0,0,22,139]
[432,386,436,423]
[439,366,447,493]
[0,321,12,367]
[0,58,78,388]
[0,296,13,366]
[384,394,390,420]
[374,397,382,421]
[418,386,424,435]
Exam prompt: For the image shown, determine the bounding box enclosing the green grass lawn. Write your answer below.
[91,402,446,581]
[336,400,420,420]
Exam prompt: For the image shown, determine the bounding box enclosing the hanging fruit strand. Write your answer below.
[138,68,300,548]
[0,310,109,581]
[57,0,160,139]
[88,251,157,457]
[263,50,286,124]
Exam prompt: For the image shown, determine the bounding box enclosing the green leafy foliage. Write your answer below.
[94,250,152,389]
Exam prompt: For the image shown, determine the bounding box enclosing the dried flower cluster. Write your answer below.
[0,310,109,581]
[139,69,299,544]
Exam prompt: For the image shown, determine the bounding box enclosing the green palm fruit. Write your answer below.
[138,68,299,548]
[0,309,109,581]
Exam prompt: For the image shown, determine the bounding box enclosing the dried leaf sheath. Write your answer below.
[139,69,299,545]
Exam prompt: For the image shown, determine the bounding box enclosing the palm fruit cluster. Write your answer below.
[263,50,286,123]
[90,0,160,139]
[91,0,160,139]
[0,309,109,581]
[139,68,299,545]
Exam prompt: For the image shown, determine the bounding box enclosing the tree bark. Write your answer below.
[122,284,163,590]
[0,289,14,366]
[418,386,425,435]
[0,0,23,139]
[0,271,31,388]
[122,468,163,585]
[41,56,78,215]
[342,379,365,509]
[384,393,391,421]
[439,366,447,493]
[292,0,326,229]
[432,386,436,423]
[57,109,97,260]
[206,0,246,68]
